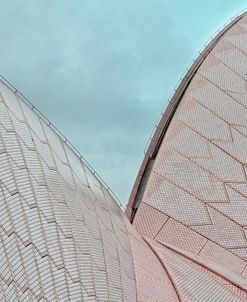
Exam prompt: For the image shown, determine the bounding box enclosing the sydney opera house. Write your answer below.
[1,9,247,302]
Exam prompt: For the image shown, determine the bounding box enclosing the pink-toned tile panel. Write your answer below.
[200,55,246,93]
[126,220,179,302]
[142,171,212,226]
[192,207,247,250]
[210,186,247,225]
[133,202,168,239]
[199,240,246,274]
[177,96,233,143]
[150,240,247,301]
[154,146,228,203]
[189,75,247,128]
[156,218,207,254]
[212,45,247,80]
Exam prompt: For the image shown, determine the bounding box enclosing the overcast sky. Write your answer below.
[0,0,246,204]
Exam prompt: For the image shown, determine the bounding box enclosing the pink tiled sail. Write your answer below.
[129,10,247,300]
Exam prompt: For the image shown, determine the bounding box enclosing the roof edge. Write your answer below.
[0,74,124,211]
[127,10,247,221]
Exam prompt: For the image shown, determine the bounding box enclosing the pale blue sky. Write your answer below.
[0,0,246,204]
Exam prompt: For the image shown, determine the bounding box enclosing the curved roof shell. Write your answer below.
[0,77,138,301]
[129,9,247,293]
[128,10,247,218]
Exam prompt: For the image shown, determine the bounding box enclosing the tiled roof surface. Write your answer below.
[2,9,247,302]
[130,10,247,302]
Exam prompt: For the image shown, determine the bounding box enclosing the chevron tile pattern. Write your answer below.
[0,79,137,301]
[133,13,247,268]
[129,11,247,301]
